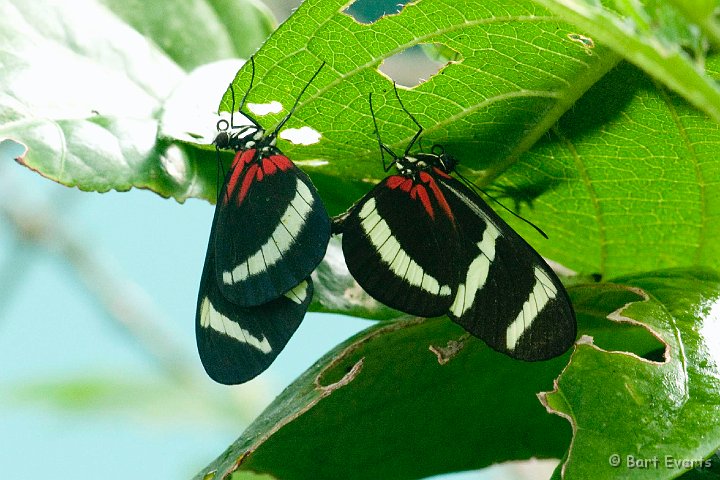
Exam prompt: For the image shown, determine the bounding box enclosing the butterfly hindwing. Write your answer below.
[196,223,312,384]
[438,175,577,360]
[342,174,462,317]
[214,149,330,306]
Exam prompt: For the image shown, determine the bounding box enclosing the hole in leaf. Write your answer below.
[567,33,595,56]
[280,126,321,145]
[378,44,461,87]
[578,287,667,362]
[248,101,283,116]
[698,297,720,366]
[588,318,667,362]
[343,0,413,24]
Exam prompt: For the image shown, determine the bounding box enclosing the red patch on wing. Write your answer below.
[224,151,295,206]
[388,173,453,221]
[411,185,433,218]
[386,176,405,189]
[238,163,260,205]
[420,171,454,222]
[224,149,257,204]
[432,167,452,179]
[262,157,277,175]
[269,154,293,171]
[387,176,411,192]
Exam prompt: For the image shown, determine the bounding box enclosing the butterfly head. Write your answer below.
[397,150,459,179]
[213,118,267,152]
[428,145,458,174]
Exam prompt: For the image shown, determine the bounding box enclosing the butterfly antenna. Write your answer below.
[392,82,423,156]
[369,92,398,172]
[271,61,326,137]
[231,57,256,127]
[456,170,549,239]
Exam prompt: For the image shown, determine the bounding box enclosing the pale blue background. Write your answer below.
[0,162,373,478]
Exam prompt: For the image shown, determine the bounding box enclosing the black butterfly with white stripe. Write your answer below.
[196,59,330,384]
[335,89,576,361]
[196,219,313,384]
[210,59,330,307]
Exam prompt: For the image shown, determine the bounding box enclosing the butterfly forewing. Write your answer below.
[214,149,330,307]
[438,175,577,360]
[196,225,313,384]
[342,174,462,317]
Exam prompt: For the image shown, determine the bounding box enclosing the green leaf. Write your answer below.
[0,0,272,202]
[195,268,720,480]
[209,0,720,284]
[495,56,720,280]
[100,0,275,70]
[544,268,720,479]
[213,0,620,215]
[532,0,720,122]
[197,317,574,480]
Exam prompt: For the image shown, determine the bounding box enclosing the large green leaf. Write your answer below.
[207,0,720,305]
[498,57,720,280]
[195,269,720,480]
[8,0,720,281]
[228,0,720,283]
[0,0,273,201]
[545,269,720,479]
[213,0,620,210]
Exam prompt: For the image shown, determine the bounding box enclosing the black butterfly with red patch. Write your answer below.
[334,89,576,361]
[196,59,330,384]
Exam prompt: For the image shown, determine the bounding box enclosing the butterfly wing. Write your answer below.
[438,175,576,360]
[341,174,462,317]
[196,222,312,384]
[214,149,330,306]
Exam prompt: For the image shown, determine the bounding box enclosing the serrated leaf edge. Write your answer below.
[537,283,681,479]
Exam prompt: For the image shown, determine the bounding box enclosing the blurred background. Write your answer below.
[0,0,558,478]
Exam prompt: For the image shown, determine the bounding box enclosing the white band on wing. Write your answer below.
[359,198,451,297]
[223,178,314,285]
[199,297,272,353]
[505,267,557,351]
[449,223,501,317]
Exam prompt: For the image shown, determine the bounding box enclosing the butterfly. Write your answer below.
[334,87,576,360]
[196,58,330,383]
